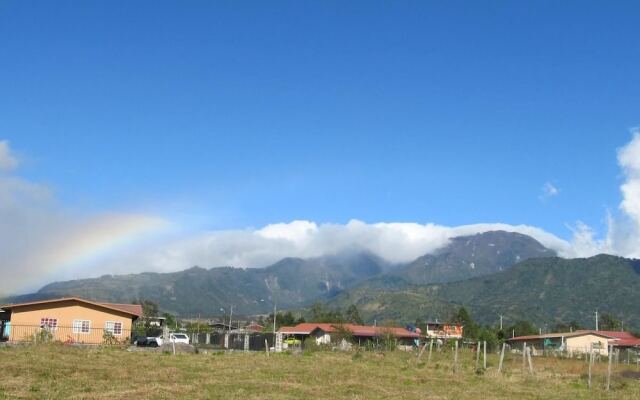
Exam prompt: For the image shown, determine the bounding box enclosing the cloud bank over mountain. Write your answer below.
[1,131,640,294]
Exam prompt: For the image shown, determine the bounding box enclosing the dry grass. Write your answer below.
[0,344,639,399]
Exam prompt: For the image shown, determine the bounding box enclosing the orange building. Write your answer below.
[0,297,142,345]
[424,322,464,339]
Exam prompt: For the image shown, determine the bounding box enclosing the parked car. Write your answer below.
[284,337,301,346]
[135,337,163,347]
[169,333,190,344]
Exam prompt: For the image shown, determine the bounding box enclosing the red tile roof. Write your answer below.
[508,330,640,344]
[278,323,419,338]
[587,331,640,347]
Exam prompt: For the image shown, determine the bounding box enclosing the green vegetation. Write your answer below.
[7,252,389,316]
[331,254,640,331]
[396,230,555,284]
[1,344,639,399]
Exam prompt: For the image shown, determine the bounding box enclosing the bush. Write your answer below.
[303,337,320,353]
[26,328,53,344]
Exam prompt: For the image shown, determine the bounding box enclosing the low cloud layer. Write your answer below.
[2,132,640,295]
[99,220,573,276]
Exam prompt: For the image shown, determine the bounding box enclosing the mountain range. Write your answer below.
[329,254,640,329]
[4,230,638,330]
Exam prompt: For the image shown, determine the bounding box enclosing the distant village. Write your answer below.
[1,296,639,360]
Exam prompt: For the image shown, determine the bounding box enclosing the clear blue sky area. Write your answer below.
[1,1,639,237]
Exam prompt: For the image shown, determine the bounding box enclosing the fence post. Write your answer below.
[607,345,613,391]
[453,340,459,373]
[587,350,593,388]
[275,332,283,353]
[206,333,210,345]
[224,333,229,349]
[526,346,534,374]
[244,334,250,352]
[522,342,527,371]
[498,342,506,373]
[417,341,428,361]
[483,341,487,370]
[475,341,480,371]
[427,339,434,365]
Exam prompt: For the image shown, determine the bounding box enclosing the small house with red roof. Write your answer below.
[278,322,420,349]
[508,330,640,356]
[244,322,265,333]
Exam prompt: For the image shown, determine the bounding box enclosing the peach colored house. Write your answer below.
[0,297,142,345]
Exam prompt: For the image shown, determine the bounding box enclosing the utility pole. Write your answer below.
[273,302,277,335]
[595,310,599,331]
[229,305,233,333]
[500,315,503,330]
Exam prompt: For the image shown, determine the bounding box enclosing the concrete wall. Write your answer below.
[566,334,610,356]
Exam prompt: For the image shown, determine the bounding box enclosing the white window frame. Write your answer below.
[72,319,91,334]
[40,317,58,331]
[104,321,123,336]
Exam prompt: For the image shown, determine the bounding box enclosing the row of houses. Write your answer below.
[0,297,463,348]
[2,297,639,355]
[277,322,463,346]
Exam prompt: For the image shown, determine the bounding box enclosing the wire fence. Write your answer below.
[1,324,133,346]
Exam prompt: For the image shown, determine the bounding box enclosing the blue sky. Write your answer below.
[1,1,640,291]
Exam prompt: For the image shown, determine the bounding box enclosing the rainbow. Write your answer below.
[18,214,170,292]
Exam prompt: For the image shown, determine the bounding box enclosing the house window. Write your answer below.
[104,321,123,336]
[40,317,58,330]
[72,320,91,334]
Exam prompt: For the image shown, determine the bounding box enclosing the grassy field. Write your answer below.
[1,344,639,399]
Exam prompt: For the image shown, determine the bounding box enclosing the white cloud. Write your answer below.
[0,140,19,171]
[539,182,560,202]
[98,220,575,275]
[618,130,640,228]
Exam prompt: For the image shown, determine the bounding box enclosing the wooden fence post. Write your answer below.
[607,345,613,391]
[498,342,506,373]
[453,340,459,373]
[526,346,534,374]
[483,341,487,370]
[427,339,434,365]
[475,342,480,370]
[522,342,527,371]
[417,341,428,361]
[588,346,593,388]
[265,339,270,357]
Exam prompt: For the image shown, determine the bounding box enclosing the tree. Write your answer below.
[453,307,479,339]
[345,305,363,325]
[308,303,343,323]
[599,313,621,331]
[135,299,159,318]
[506,320,537,338]
[478,327,499,351]
[162,312,177,330]
[553,320,582,332]
[267,311,305,330]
